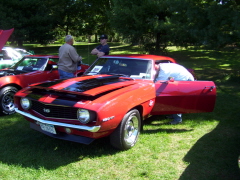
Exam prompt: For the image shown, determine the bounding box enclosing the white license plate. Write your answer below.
[39,123,56,134]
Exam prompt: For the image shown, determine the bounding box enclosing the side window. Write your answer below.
[49,58,59,63]
[45,58,58,71]
[2,50,11,60]
[0,51,3,60]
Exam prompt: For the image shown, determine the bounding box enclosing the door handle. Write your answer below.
[204,86,215,91]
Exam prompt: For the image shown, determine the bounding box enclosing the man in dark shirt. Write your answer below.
[91,34,110,57]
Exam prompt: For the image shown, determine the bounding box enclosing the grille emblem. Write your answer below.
[43,108,50,113]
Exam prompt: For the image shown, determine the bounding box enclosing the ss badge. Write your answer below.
[43,108,50,113]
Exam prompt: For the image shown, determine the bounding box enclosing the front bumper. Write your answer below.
[30,122,95,144]
[15,108,101,132]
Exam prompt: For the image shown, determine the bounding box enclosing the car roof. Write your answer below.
[2,47,17,50]
[24,55,59,58]
[102,54,176,63]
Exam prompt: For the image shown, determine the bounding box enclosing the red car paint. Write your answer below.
[0,55,88,114]
[14,54,216,150]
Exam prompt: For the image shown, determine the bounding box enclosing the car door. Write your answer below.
[150,80,216,115]
[18,60,59,87]
[21,70,59,87]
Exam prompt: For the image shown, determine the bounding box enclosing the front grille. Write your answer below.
[32,101,78,120]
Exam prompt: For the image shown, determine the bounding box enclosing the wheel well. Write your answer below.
[1,84,22,91]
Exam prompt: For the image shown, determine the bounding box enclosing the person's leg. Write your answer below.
[169,114,182,124]
[58,69,74,79]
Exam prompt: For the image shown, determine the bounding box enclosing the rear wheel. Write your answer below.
[110,109,141,150]
[0,86,18,115]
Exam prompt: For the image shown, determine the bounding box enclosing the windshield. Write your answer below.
[11,57,48,72]
[85,57,153,79]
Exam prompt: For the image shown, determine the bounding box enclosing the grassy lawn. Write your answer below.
[0,43,240,180]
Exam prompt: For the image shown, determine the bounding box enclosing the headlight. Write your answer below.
[20,97,31,110]
[77,109,91,124]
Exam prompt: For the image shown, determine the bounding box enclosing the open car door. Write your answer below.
[151,80,216,115]
[0,28,14,50]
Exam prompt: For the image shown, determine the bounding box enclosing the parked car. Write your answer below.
[14,48,34,56]
[0,47,35,69]
[0,47,23,69]
[0,54,88,115]
[14,54,216,150]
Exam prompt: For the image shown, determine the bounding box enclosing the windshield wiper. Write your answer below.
[106,73,135,80]
[106,73,129,77]
[85,71,100,75]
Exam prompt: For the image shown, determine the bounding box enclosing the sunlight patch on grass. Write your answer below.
[219,64,231,67]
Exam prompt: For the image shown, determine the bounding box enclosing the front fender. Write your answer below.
[92,81,156,131]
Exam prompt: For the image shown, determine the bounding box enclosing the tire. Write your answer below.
[0,86,18,115]
[110,109,141,150]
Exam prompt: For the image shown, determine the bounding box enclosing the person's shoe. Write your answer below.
[168,120,182,125]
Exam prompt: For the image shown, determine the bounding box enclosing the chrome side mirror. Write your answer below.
[168,77,175,82]
[52,65,58,69]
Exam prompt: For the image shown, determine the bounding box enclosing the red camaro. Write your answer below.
[14,54,216,150]
[0,55,88,115]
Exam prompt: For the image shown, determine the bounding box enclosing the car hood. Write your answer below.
[30,75,139,97]
[0,69,25,77]
[0,28,14,50]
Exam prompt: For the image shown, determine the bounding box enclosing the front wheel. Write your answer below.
[110,109,141,150]
[0,86,18,115]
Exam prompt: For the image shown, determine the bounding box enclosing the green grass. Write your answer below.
[0,43,240,179]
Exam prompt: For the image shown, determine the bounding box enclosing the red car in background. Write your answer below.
[14,54,216,150]
[0,55,88,115]
[0,29,89,115]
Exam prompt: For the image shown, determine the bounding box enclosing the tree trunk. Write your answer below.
[17,40,23,47]
[155,32,161,52]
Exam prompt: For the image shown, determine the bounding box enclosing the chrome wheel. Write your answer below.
[124,114,140,146]
[110,109,141,150]
[0,86,18,115]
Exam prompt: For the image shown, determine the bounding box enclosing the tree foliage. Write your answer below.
[0,0,239,51]
[0,0,56,46]
[110,0,240,53]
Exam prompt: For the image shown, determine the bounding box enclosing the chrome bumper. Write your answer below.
[15,108,101,132]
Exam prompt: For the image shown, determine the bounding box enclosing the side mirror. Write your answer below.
[52,65,58,69]
[168,77,174,82]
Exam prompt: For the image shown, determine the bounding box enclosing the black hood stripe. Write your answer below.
[35,76,132,93]
[35,79,66,87]
[62,76,131,92]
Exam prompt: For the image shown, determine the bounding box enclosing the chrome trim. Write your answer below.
[15,108,101,132]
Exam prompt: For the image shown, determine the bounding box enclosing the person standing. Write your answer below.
[155,63,194,125]
[91,34,110,57]
[58,35,82,79]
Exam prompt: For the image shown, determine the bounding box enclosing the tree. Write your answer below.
[110,0,240,53]
[169,0,240,48]
[0,0,57,46]
[79,0,113,42]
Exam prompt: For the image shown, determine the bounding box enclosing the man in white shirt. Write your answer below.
[155,63,194,124]
[155,63,194,81]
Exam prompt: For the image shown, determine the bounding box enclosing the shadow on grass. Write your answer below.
[0,114,118,170]
[143,115,193,133]
[141,77,240,179]
[179,83,240,179]
[143,127,193,134]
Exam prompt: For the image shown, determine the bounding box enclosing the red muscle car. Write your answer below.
[14,54,216,150]
[0,55,88,115]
